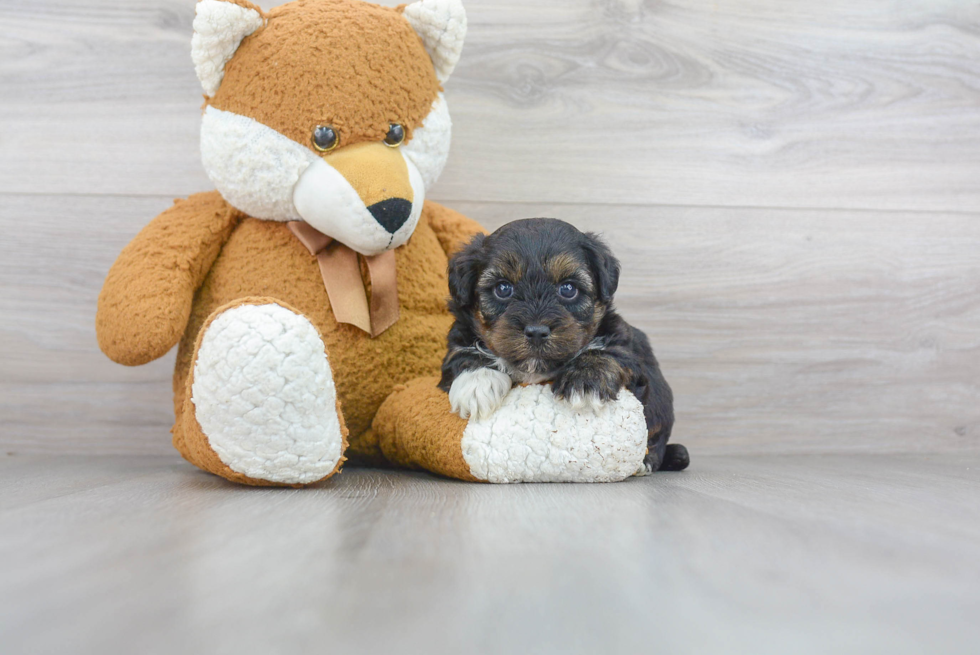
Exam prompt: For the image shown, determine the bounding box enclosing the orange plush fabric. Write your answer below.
[176,296,350,488]
[166,198,484,472]
[97,0,484,487]
[210,0,440,148]
[97,193,483,485]
[374,377,481,482]
[97,193,241,367]
[219,0,263,11]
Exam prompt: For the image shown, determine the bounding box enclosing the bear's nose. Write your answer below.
[524,325,552,342]
[368,198,412,234]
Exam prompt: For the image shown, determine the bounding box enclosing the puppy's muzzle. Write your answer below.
[524,324,552,343]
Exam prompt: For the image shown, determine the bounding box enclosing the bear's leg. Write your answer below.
[372,379,478,481]
[176,299,348,487]
[373,377,649,484]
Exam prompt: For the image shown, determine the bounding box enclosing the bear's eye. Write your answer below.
[494,281,514,300]
[384,123,406,148]
[558,282,578,300]
[312,126,339,153]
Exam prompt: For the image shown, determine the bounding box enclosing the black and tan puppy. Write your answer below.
[439,218,689,473]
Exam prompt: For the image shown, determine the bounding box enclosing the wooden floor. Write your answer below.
[2,2,980,652]
[1,453,978,654]
[2,0,979,457]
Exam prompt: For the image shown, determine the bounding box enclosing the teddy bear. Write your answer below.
[96,0,649,486]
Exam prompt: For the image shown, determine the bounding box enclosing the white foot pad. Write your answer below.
[191,304,344,485]
[460,385,648,484]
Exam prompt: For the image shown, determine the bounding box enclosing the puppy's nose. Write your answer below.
[524,325,552,341]
[368,198,412,234]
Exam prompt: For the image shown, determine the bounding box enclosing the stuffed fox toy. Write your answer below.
[97,0,650,486]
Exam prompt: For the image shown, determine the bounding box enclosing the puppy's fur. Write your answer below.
[439,218,689,473]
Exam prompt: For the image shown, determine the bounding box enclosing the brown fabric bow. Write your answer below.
[288,222,399,338]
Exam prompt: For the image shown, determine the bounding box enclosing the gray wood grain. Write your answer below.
[1,0,979,210]
[4,4,979,650]
[2,0,979,455]
[2,193,978,455]
[1,453,978,654]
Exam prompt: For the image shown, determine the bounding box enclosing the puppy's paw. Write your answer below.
[566,391,607,413]
[552,355,624,412]
[634,461,655,477]
[449,368,513,420]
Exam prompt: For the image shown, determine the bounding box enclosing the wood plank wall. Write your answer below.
[2,0,978,455]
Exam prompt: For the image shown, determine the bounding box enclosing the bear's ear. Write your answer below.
[192,0,265,97]
[402,0,467,83]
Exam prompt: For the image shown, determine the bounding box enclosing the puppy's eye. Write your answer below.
[558,282,578,300]
[312,126,339,153]
[494,281,514,300]
[384,123,406,148]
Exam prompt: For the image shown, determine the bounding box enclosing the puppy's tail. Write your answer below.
[660,444,690,472]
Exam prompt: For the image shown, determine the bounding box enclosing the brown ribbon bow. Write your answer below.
[288,222,399,338]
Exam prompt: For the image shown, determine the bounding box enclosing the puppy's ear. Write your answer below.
[448,234,487,310]
[583,233,621,302]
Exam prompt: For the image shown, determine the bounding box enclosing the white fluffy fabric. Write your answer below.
[403,93,452,191]
[292,154,425,256]
[200,105,429,256]
[191,304,344,485]
[201,106,316,221]
[449,367,513,420]
[461,385,648,484]
[403,0,467,83]
[192,0,264,97]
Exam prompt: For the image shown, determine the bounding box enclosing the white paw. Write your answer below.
[448,368,513,420]
[191,303,344,485]
[566,391,606,413]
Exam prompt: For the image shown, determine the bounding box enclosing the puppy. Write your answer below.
[439,218,689,473]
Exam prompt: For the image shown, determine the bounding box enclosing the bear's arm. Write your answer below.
[422,200,488,257]
[96,192,241,366]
